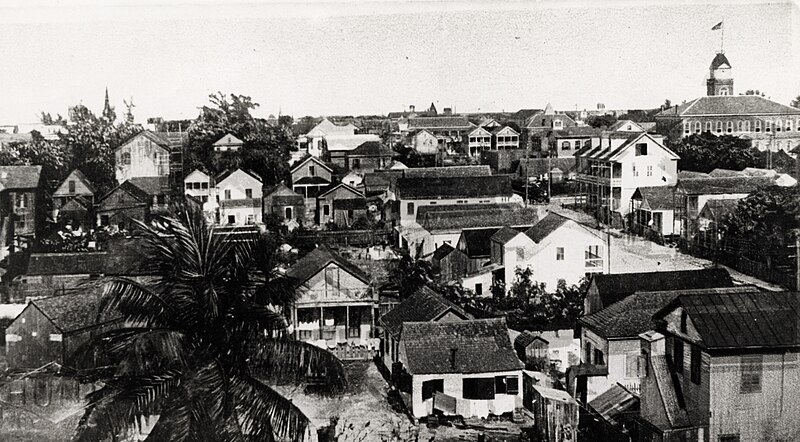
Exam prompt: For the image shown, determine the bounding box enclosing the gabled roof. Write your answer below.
[656,95,800,118]
[580,286,758,339]
[126,176,171,197]
[401,165,492,179]
[432,243,456,261]
[677,176,775,195]
[290,155,334,174]
[116,130,176,152]
[607,120,645,132]
[325,134,381,152]
[379,286,469,338]
[589,268,734,309]
[264,183,304,206]
[631,186,675,211]
[574,133,679,162]
[318,182,363,199]
[468,126,492,137]
[213,133,244,146]
[30,281,121,333]
[698,198,739,220]
[418,205,538,232]
[401,318,523,375]
[293,176,331,186]
[184,169,211,182]
[395,175,512,200]
[219,198,261,209]
[551,126,602,138]
[655,290,800,351]
[285,246,369,288]
[54,169,96,196]
[515,330,548,348]
[216,168,263,186]
[0,165,42,190]
[524,212,571,243]
[491,125,519,136]
[491,226,522,245]
[460,228,501,258]
[348,141,394,157]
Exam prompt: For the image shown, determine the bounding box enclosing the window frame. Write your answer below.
[556,247,565,261]
[690,345,701,384]
[740,354,763,394]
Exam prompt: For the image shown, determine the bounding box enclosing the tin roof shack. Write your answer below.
[397,318,524,420]
[5,283,121,370]
[528,385,578,442]
[639,290,800,442]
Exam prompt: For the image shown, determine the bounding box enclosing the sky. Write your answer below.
[0,0,798,123]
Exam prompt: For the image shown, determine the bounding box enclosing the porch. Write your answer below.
[293,305,379,359]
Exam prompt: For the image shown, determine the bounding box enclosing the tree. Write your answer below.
[390,249,434,299]
[744,90,766,97]
[586,114,617,129]
[71,204,347,441]
[720,185,800,265]
[186,93,295,185]
[670,132,757,173]
[1,130,70,194]
[791,95,800,109]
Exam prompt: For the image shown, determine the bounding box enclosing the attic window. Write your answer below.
[635,143,648,156]
[680,310,688,333]
[68,180,76,194]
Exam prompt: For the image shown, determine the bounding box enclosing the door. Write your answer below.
[652,212,663,233]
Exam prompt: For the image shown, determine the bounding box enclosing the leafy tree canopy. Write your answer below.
[670,132,757,173]
[586,114,617,129]
[791,95,800,109]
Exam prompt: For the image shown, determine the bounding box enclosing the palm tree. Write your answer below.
[72,204,347,441]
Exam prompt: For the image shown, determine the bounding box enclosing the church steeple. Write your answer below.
[707,52,733,96]
[102,87,116,122]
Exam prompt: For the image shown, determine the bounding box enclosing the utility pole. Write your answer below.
[795,235,799,291]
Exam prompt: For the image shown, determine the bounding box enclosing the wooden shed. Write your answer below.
[525,381,578,442]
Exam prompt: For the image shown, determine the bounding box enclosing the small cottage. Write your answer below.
[52,169,95,227]
[95,176,171,230]
[263,183,304,225]
[527,385,579,442]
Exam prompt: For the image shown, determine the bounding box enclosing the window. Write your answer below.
[673,339,684,373]
[309,165,315,177]
[626,352,640,378]
[727,121,733,133]
[246,214,255,224]
[766,121,771,133]
[680,310,687,333]
[737,121,743,132]
[407,202,415,215]
[593,349,604,365]
[285,207,293,219]
[156,195,166,204]
[755,120,761,132]
[323,205,330,216]
[227,215,236,224]
[744,120,750,132]
[506,376,519,394]
[740,355,762,393]
[224,189,231,200]
[716,121,722,133]
[193,182,201,189]
[562,141,570,150]
[422,379,444,400]
[186,182,192,190]
[635,143,648,156]
[245,188,252,199]
[705,121,712,132]
[554,120,563,129]
[775,119,782,132]
[495,376,507,394]
[690,345,701,384]
[646,165,653,177]
[683,122,690,134]
[584,139,591,147]
[787,120,793,132]
[475,283,483,296]
[585,245,603,267]
[68,180,76,194]
[556,247,564,261]
[463,378,495,400]
[632,164,638,177]
[694,121,701,133]
[121,152,131,165]
[201,182,209,189]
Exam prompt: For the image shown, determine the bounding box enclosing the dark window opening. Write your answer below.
[463,378,495,400]
[422,379,444,401]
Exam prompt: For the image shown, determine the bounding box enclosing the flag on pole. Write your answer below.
[711,21,723,31]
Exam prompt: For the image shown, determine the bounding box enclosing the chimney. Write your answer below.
[449,347,458,369]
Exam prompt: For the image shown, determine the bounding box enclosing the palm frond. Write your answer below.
[99,277,181,327]
[232,374,309,442]
[247,338,347,394]
[142,391,193,442]
[70,327,187,377]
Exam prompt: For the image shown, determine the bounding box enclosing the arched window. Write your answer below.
[755,120,761,132]
[787,120,793,132]
[743,120,750,132]
[562,141,571,150]
[705,122,712,132]
[719,87,729,95]
[694,121,701,133]
[727,121,733,133]
[121,152,131,165]
[737,121,743,132]
[766,121,772,132]
[716,121,722,133]
[684,121,690,134]
[775,119,782,132]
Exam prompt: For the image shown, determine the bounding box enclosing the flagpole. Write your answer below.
[721,20,724,53]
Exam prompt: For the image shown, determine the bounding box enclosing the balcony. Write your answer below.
[577,173,622,187]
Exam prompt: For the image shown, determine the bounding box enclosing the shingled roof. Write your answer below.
[418,205,538,232]
[379,286,469,338]
[589,268,734,309]
[25,248,148,277]
[285,246,369,288]
[460,228,500,258]
[29,280,122,333]
[396,175,512,199]
[491,226,522,246]
[656,290,800,351]
[406,116,473,130]
[580,286,759,339]
[631,186,676,211]
[401,318,523,375]
[677,176,775,195]
[0,165,42,190]
[348,141,394,157]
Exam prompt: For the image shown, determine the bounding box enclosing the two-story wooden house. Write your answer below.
[183,169,214,203]
[215,169,263,226]
[114,131,181,184]
[466,126,492,157]
[286,246,378,358]
[0,166,44,253]
[95,176,171,230]
[575,132,679,227]
[338,141,393,173]
[213,133,244,152]
[291,156,334,223]
[491,126,520,150]
[317,183,365,228]
[640,289,800,442]
[52,169,95,229]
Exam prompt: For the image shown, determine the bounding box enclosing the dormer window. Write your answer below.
[554,120,563,129]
